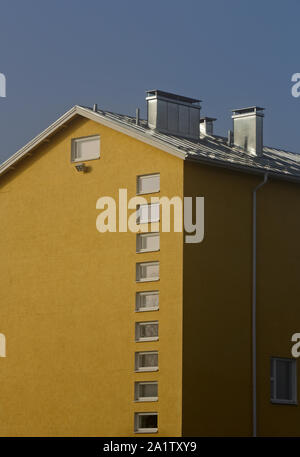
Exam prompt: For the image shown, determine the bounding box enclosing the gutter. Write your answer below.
[252,172,268,437]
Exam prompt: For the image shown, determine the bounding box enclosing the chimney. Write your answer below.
[146,90,201,139]
[232,106,264,156]
[199,117,216,136]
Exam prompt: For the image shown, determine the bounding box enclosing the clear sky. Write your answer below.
[0,0,300,163]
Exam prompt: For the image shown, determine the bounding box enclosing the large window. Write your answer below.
[134,412,158,433]
[71,135,100,162]
[135,382,158,402]
[135,291,159,312]
[135,321,158,342]
[137,173,160,195]
[271,357,297,404]
[136,261,159,282]
[136,232,160,253]
[135,351,158,372]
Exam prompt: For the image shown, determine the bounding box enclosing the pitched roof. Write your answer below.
[1,104,300,182]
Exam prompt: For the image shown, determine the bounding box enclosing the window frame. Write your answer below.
[135,321,159,342]
[135,291,159,312]
[136,173,160,195]
[134,381,158,402]
[270,357,297,405]
[136,232,160,253]
[136,261,160,283]
[71,135,100,163]
[134,412,158,434]
[135,351,159,372]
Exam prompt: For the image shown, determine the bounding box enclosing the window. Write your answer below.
[137,203,159,224]
[136,262,159,282]
[271,357,297,404]
[135,351,158,372]
[71,135,100,162]
[136,291,159,312]
[135,382,158,402]
[136,233,160,253]
[135,321,158,342]
[137,173,160,195]
[134,412,158,433]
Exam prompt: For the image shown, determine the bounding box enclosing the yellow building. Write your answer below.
[1,90,300,436]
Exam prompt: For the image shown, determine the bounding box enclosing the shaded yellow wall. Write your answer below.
[182,161,300,436]
[257,179,300,436]
[0,116,183,436]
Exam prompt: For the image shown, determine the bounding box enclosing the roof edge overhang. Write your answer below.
[1,105,300,185]
[186,154,300,185]
[0,105,186,178]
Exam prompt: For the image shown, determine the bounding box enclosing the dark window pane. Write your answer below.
[139,414,157,429]
[276,360,292,401]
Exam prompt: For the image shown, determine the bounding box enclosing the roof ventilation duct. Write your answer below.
[232,106,264,156]
[146,90,201,139]
[199,117,216,136]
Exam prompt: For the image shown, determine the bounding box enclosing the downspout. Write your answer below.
[252,172,268,437]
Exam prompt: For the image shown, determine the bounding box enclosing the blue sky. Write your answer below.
[0,0,300,163]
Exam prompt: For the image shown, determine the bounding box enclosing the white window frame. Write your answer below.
[136,261,160,283]
[135,291,159,312]
[137,173,160,195]
[134,412,158,434]
[135,321,159,342]
[137,203,160,224]
[136,232,160,253]
[270,357,297,405]
[135,351,158,372]
[71,135,100,162]
[134,381,158,402]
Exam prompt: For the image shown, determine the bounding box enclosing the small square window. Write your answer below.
[137,173,160,195]
[136,291,159,312]
[134,412,158,433]
[271,357,297,404]
[136,232,160,253]
[71,135,100,162]
[135,351,158,372]
[136,262,159,282]
[137,203,160,224]
[135,321,158,342]
[135,382,158,402]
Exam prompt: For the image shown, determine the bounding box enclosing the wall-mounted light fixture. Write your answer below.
[75,163,87,172]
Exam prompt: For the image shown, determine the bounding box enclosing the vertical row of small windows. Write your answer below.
[134,173,160,434]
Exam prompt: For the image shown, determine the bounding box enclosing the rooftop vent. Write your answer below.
[232,106,264,157]
[199,117,216,136]
[146,90,201,139]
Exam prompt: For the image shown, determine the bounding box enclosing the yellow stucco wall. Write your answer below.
[182,161,300,436]
[0,116,183,436]
[257,178,300,436]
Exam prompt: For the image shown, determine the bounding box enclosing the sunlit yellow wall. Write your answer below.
[182,161,300,436]
[0,116,183,437]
